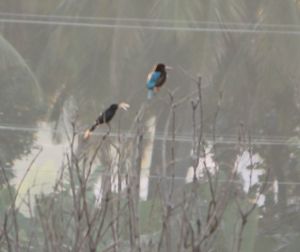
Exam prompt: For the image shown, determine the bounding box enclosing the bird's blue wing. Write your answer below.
[147,71,161,89]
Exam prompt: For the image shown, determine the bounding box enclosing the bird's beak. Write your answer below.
[165,66,173,71]
[119,102,130,111]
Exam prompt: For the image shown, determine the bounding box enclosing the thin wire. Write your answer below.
[11,171,300,186]
[0,123,298,146]
[1,12,300,29]
[2,15,300,35]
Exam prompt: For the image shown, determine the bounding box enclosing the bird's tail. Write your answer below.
[147,90,154,99]
[83,123,98,140]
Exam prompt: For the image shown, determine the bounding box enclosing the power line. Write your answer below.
[1,12,300,30]
[0,123,299,146]
[11,171,300,186]
[1,14,300,35]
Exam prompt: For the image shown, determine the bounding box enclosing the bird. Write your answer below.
[146,63,172,99]
[84,102,130,139]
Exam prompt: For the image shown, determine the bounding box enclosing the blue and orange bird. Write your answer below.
[146,63,172,99]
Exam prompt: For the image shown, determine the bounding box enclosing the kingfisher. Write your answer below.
[146,63,172,99]
[84,102,130,139]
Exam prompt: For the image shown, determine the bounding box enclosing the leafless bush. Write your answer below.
[0,75,270,252]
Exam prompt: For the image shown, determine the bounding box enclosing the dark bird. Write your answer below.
[146,63,172,99]
[84,102,130,139]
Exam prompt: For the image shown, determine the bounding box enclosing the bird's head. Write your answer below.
[110,104,119,111]
[154,63,172,72]
[118,102,130,111]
